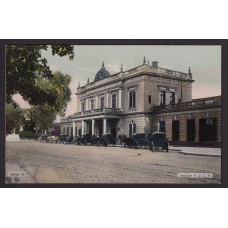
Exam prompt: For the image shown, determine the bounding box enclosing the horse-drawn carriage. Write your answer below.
[47,135,59,143]
[39,134,59,143]
[121,133,150,149]
[97,133,117,147]
[149,132,169,152]
[38,131,168,153]
[58,134,74,144]
[78,133,98,145]
[121,132,168,152]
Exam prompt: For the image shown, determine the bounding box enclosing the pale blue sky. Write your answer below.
[14,45,221,116]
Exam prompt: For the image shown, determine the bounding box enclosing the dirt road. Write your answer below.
[5,141,221,184]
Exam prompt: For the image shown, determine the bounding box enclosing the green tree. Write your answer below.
[27,105,56,133]
[6,103,24,134]
[36,71,72,117]
[21,71,72,133]
[6,45,74,107]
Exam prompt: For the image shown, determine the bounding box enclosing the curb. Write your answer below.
[178,151,221,157]
[169,148,182,152]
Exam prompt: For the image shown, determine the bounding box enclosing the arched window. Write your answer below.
[129,122,136,137]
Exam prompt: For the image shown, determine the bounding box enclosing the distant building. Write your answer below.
[51,122,61,136]
[60,57,221,147]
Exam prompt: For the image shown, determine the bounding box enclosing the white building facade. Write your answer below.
[61,58,194,139]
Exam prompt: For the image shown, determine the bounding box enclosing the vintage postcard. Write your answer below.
[4,43,221,185]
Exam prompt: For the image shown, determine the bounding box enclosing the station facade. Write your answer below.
[60,58,221,147]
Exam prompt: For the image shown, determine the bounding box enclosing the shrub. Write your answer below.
[19,131,39,140]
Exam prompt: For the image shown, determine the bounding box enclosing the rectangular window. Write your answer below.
[91,100,94,110]
[112,94,117,108]
[170,92,175,104]
[159,121,166,133]
[81,102,85,112]
[160,91,166,105]
[148,95,152,104]
[129,90,136,108]
[100,97,104,108]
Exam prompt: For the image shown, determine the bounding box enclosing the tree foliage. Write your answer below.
[6,103,24,134]
[6,45,74,133]
[6,45,74,106]
[36,71,71,116]
[21,71,72,132]
[24,105,56,132]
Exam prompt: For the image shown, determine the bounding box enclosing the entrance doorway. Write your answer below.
[110,119,118,139]
[199,118,217,141]
[111,128,117,139]
[172,120,179,141]
[187,119,195,141]
[95,119,103,136]
[87,121,92,135]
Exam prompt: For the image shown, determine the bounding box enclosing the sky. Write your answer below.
[13,45,221,117]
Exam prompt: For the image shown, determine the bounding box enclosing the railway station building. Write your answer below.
[60,58,221,147]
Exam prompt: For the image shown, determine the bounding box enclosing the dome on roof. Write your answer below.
[94,62,110,82]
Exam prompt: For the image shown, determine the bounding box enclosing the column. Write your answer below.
[73,121,76,137]
[179,118,186,142]
[103,118,107,134]
[85,99,88,111]
[95,95,98,109]
[82,120,85,135]
[92,119,95,135]
[166,90,170,105]
[195,118,199,142]
[119,89,122,109]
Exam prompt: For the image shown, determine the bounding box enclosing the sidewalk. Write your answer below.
[169,146,221,157]
[6,134,20,141]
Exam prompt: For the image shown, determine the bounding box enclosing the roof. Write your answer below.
[94,62,110,82]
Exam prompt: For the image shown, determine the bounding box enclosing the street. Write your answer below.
[5,141,221,184]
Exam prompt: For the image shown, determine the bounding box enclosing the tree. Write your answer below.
[6,103,24,134]
[25,105,56,133]
[36,71,72,116]
[21,71,72,133]
[6,45,74,107]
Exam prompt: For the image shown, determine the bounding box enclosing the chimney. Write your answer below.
[152,61,158,68]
